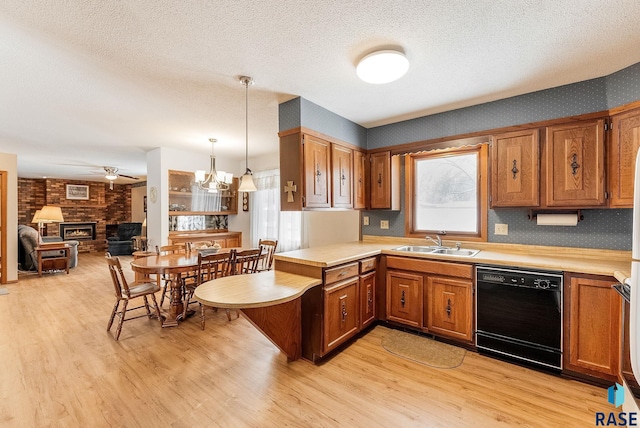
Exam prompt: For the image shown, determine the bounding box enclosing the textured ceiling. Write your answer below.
[1,0,640,182]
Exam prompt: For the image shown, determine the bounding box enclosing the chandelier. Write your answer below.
[237,76,257,192]
[194,138,233,192]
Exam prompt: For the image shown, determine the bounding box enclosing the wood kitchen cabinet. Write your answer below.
[385,256,474,343]
[353,149,367,209]
[545,119,606,207]
[304,135,331,208]
[331,143,353,208]
[359,257,377,329]
[369,151,400,210]
[609,108,640,208]
[490,129,540,207]
[425,276,473,343]
[324,277,359,352]
[564,273,620,382]
[386,270,423,328]
[295,256,378,362]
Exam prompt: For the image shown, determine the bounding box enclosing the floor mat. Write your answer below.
[381,327,466,368]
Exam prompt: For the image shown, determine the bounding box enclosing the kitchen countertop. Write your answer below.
[273,236,631,278]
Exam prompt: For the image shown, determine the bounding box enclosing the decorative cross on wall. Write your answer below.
[284,181,297,203]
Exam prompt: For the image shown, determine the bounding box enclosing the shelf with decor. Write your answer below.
[168,170,238,215]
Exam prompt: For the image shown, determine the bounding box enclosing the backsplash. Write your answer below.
[361,161,633,251]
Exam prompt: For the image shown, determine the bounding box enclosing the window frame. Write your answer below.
[404,144,488,242]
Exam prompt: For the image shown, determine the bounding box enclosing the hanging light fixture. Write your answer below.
[194,138,233,192]
[237,76,257,192]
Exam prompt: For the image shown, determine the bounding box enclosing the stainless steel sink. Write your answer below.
[393,245,480,257]
[429,248,480,257]
[393,245,439,253]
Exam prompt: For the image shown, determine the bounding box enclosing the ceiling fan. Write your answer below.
[104,166,139,181]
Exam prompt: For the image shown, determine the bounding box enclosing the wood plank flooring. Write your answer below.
[0,253,611,427]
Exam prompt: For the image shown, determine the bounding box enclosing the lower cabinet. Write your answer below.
[385,256,474,344]
[426,276,473,342]
[386,271,423,328]
[564,273,620,382]
[324,278,359,352]
[300,257,378,362]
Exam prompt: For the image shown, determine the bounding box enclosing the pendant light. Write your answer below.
[238,76,257,192]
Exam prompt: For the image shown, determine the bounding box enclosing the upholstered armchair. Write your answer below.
[18,224,79,271]
[107,222,142,256]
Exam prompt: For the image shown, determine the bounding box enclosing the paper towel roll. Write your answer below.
[536,213,578,226]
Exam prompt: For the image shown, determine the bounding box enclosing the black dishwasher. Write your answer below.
[476,265,563,371]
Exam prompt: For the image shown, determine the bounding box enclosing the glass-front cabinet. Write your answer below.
[168,170,238,215]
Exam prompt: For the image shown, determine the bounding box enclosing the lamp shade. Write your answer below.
[238,171,257,192]
[31,209,42,224]
[38,205,64,223]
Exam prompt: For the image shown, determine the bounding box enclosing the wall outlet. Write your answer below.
[363,216,369,226]
[495,223,509,235]
[380,220,389,229]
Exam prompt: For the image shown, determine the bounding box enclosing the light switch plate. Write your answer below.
[495,223,508,235]
[363,216,369,226]
[380,220,389,229]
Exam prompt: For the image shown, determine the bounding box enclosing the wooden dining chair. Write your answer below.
[155,243,187,308]
[256,239,278,272]
[229,248,262,276]
[183,251,233,329]
[106,254,162,340]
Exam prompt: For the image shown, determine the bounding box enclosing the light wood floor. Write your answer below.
[0,253,609,427]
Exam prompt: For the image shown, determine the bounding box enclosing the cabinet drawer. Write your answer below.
[359,257,377,274]
[325,262,359,285]
[386,256,473,279]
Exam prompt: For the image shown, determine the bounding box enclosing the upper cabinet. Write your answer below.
[490,129,540,207]
[303,135,331,208]
[279,129,366,211]
[331,143,353,208]
[545,119,606,207]
[369,151,400,210]
[168,170,238,215]
[609,109,640,208]
[353,150,367,209]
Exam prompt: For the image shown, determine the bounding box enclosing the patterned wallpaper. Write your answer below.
[280,61,640,250]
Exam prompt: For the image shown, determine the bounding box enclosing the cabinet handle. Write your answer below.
[316,164,322,180]
[511,159,519,179]
[377,173,382,187]
[400,290,405,308]
[338,270,348,277]
[570,153,580,176]
[446,298,452,319]
[341,169,346,185]
[367,289,373,311]
[341,300,347,322]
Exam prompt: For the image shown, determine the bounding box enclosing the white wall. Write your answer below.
[0,152,18,282]
[302,210,360,248]
[130,185,147,224]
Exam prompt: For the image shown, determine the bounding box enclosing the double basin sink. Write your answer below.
[393,245,480,258]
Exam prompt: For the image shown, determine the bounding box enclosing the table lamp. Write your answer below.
[32,206,64,236]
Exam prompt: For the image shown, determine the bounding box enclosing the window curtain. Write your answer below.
[249,169,302,252]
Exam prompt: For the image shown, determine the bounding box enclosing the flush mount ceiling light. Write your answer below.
[356,50,409,84]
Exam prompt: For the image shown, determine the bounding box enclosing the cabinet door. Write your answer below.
[360,271,376,329]
[369,151,400,210]
[224,235,241,248]
[386,271,423,328]
[565,275,620,380]
[426,276,473,342]
[324,278,359,353]
[353,150,367,209]
[609,109,640,208]
[545,120,605,206]
[490,129,539,207]
[331,144,353,208]
[303,135,331,208]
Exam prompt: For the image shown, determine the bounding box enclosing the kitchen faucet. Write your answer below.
[426,231,446,247]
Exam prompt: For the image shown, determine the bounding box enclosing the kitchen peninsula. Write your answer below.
[195,236,631,379]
